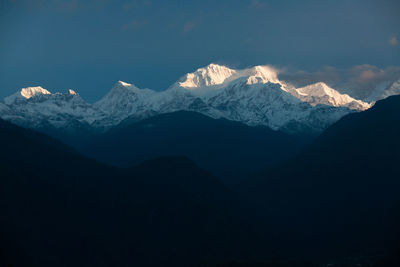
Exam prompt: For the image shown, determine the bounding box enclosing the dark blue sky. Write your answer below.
[1,0,399,102]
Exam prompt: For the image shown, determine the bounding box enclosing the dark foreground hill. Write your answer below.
[2,95,400,266]
[0,119,265,267]
[79,111,307,182]
[238,95,400,261]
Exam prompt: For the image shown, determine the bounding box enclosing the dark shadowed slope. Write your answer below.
[238,95,400,261]
[79,111,307,182]
[0,119,116,266]
[0,119,262,267]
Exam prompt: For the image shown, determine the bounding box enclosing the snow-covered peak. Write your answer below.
[295,82,371,110]
[111,81,155,95]
[94,80,157,122]
[69,89,77,95]
[245,65,280,85]
[178,64,237,88]
[116,80,132,87]
[21,86,51,99]
[107,81,152,94]
[178,64,281,89]
[4,86,52,104]
[111,81,134,91]
[0,85,105,129]
[297,82,338,97]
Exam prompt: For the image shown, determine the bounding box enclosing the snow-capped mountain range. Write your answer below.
[0,63,380,134]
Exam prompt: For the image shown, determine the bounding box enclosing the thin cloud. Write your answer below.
[389,34,398,46]
[279,64,400,100]
[183,21,196,33]
[278,66,341,88]
[343,65,400,98]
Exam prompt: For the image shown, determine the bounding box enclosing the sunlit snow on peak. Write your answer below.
[245,65,280,85]
[69,89,77,95]
[117,81,132,87]
[178,64,282,91]
[179,63,237,88]
[21,87,51,99]
[3,86,52,105]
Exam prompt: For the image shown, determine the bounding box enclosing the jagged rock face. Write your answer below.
[0,64,378,135]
